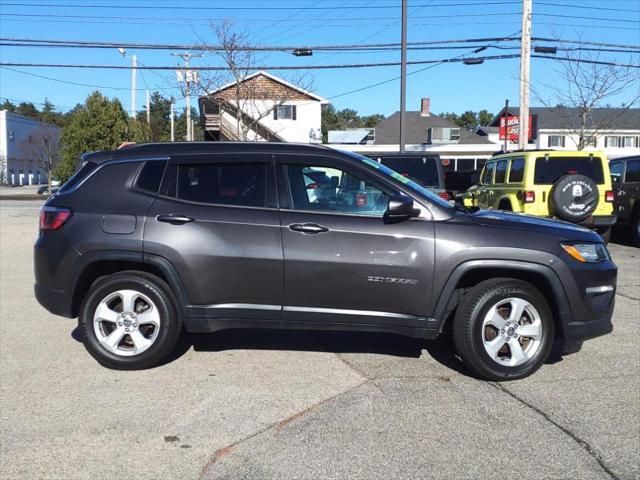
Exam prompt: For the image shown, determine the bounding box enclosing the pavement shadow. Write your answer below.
[611,226,636,248]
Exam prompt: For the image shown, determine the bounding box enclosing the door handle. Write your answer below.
[289,223,329,234]
[156,214,195,224]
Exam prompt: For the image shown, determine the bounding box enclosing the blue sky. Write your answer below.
[0,0,638,118]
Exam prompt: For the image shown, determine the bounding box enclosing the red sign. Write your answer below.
[499,115,533,143]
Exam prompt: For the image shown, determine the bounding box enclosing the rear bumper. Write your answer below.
[579,215,617,228]
[34,282,74,318]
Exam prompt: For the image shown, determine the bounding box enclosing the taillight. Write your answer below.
[39,206,72,231]
[356,194,367,207]
[523,191,536,203]
[438,191,450,201]
[605,190,615,202]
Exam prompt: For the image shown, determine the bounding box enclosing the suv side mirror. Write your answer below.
[384,194,420,223]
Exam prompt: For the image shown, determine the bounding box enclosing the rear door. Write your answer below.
[622,159,640,222]
[276,153,436,328]
[143,154,283,320]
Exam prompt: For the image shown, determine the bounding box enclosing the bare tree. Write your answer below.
[194,20,313,141]
[20,125,60,192]
[0,154,7,185]
[532,34,640,149]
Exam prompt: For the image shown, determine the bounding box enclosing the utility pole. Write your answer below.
[172,52,203,141]
[170,100,175,142]
[503,99,509,152]
[518,0,532,150]
[399,0,408,152]
[146,89,150,125]
[131,54,137,120]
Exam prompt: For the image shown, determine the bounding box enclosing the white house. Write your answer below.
[478,106,640,159]
[198,71,328,144]
[0,110,60,185]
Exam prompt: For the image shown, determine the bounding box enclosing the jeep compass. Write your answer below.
[34,143,616,380]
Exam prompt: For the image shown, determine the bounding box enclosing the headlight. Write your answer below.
[561,243,610,263]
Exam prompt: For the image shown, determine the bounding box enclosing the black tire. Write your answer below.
[453,278,555,381]
[598,227,611,245]
[79,271,182,370]
[548,174,599,222]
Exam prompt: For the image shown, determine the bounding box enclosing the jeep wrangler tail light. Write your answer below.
[605,190,615,202]
[524,191,536,203]
[438,192,450,201]
[40,206,72,231]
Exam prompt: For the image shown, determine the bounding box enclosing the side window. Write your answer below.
[136,160,166,193]
[508,157,525,183]
[494,160,508,184]
[481,162,495,184]
[625,160,640,183]
[609,162,624,185]
[285,164,390,216]
[163,163,267,207]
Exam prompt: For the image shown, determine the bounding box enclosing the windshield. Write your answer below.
[342,151,451,209]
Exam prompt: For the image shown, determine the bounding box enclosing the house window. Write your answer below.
[274,104,296,120]
[449,128,460,141]
[605,136,620,148]
[584,136,597,147]
[547,135,565,147]
[623,136,637,148]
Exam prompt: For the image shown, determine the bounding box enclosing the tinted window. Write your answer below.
[534,157,604,184]
[165,163,266,207]
[494,160,508,183]
[456,158,475,171]
[378,156,440,187]
[508,157,525,183]
[626,160,640,183]
[136,161,166,193]
[481,162,495,184]
[609,162,624,185]
[286,164,389,216]
[59,161,98,193]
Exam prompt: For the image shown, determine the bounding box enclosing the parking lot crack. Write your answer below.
[198,379,370,479]
[490,382,621,480]
[616,291,639,301]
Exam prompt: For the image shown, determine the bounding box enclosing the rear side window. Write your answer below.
[481,162,495,184]
[58,161,98,193]
[508,157,525,183]
[162,163,266,207]
[626,160,640,183]
[378,156,440,187]
[534,156,604,184]
[610,162,624,185]
[494,160,508,183]
[136,160,166,193]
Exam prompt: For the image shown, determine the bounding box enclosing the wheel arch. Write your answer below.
[70,251,188,317]
[497,195,518,212]
[433,260,571,341]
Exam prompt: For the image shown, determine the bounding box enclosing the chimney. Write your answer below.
[420,97,431,117]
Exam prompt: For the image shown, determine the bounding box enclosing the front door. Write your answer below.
[276,154,435,328]
[143,154,283,321]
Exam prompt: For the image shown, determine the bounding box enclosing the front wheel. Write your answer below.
[453,278,555,381]
[79,272,182,370]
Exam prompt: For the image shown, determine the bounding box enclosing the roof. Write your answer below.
[205,70,328,103]
[476,126,499,135]
[327,129,371,144]
[373,111,494,145]
[490,107,640,130]
[83,141,336,163]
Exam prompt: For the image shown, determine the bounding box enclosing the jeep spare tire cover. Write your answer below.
[549,174,599,222]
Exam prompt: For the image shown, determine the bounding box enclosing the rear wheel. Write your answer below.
[453,278,555,381]
[79,272,181,370]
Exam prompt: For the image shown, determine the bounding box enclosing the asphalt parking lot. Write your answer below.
[1,199,638,480]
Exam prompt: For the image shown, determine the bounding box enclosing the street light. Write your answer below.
[116,48,137,119]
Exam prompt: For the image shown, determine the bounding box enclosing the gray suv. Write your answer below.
[35,143,617,380]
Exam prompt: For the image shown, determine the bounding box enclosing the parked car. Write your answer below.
[35,142,616,380]
[37,185,60,195]
[609,155,640,246]
[361,153,449,200]
[461,150,616,242]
